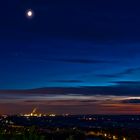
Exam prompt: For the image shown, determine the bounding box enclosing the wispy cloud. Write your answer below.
[55,58,116,64]
[0,87,140,114]
[1,81,140,96]
[49,80,84,83]
[113,81,140,86]
[122,99,140,104]
[96,67,140,78]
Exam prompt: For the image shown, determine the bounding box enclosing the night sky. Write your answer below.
[1,0,140,114]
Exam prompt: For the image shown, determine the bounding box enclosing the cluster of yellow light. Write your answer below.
[113,135,117,140]
[23,108,57,117]
[23,108,42,117]
[49,114,56,117]
[24,113,42,117]
[23,113,57,117]
[23,114,30,117]
[104,133,107,137]
[86,131,127,140]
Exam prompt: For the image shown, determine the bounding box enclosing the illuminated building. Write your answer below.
[24,108,42,117]
[23,108,57,117]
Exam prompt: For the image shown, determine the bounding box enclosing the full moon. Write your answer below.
[28,11,32,16]
[26,10,34,18]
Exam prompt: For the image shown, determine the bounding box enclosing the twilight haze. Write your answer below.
[0,0,140,114]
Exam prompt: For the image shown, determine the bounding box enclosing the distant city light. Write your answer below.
[113,135,117,140]
[49,114,56,117]
[104,133,107,137]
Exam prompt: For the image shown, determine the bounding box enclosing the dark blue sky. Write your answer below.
[1,0,140,114]
[1,0,140,89]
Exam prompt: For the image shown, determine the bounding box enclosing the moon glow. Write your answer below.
[26,10,34,18]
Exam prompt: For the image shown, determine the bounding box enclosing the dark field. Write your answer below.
[0,115,139,140]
